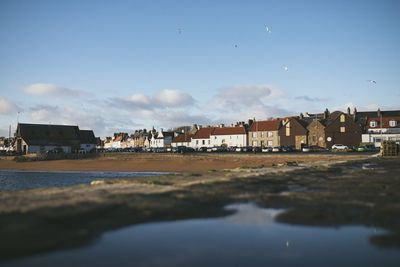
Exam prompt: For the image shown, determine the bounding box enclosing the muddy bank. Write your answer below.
[0,153,369,172]
[0,156,399,261]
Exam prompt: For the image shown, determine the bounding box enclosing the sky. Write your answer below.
[1,0,399,137]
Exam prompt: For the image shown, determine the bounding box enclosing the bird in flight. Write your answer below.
[234,44,238,48]
[283,65,289,71]
[367,79,377,84]
[265,25,272,33]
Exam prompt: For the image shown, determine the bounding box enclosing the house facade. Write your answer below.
[308,110,362,148]
[172,133,194,147]
[150,129,174,148]
[79,130,97,152]
[14,123,83,154]
[357,110,400,147]
[278,117,308,149]
[191,127,215,149]
[210,126,247,147]
[248,120,281,147]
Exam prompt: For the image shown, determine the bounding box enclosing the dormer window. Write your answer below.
[389,120,397,127]
[370,121,377,128]
[340,114,346,122]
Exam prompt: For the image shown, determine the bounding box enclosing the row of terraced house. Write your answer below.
[10,107,400,154]
[103,107,400,151]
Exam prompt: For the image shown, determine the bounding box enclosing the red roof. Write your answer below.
[249,120,281,132]
[192,127,215,139]
[212,126,246,135]
[366,117,400,129]
[172,133,194,143]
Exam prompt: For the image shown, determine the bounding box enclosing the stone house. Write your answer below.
[278,117,308,149]
[308,110,362,148]
[248,119,281,147]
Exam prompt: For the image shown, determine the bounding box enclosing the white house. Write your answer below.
[361,114,400,147]
[172,133,194,147]
[191,127,215,149]
[210,126,247,147]
[150,129,174,148]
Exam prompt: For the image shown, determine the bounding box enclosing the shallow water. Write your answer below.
[3,203,399,267]
[0,170,166,191]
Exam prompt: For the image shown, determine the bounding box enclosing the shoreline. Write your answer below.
[0,153,371,172]
[1,154,399,261]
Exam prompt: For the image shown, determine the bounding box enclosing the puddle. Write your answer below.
[3,203,400,267]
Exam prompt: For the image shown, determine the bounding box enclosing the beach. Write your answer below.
[0,152,369,172]
[1,153,399,263]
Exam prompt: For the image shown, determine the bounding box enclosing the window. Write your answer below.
[389,120,397,127]
[370,121,377,128]
[260,132,264,137]
[202,140,205,145]
[196,140,199,145]
[268,131,273,137]
[340,127,346,133]
[252,132,257,138]
[340,114,346,122]
[208,140,210,144]
[253,141,257,146]
[267,140,273,146]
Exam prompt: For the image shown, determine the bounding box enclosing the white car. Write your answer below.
[331,144,348,151]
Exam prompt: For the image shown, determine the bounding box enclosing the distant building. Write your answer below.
[191,127,215,149]
[355,109,400,147]
[172,133,194,147]
[79,130,97,152]
[278,117,308,150]
[248,119,281,148]
[14,123,84,154]
[210,125,247,148]
[307,110,362,148]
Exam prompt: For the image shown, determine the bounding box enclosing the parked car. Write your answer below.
[272,146,281,152]
[262,147,273,153]
[301,146,311,152]
[356,144,377,152]
[281,145,296,152]
[252,147,262,153]
[331,144,348,151]
[197,147,208,152]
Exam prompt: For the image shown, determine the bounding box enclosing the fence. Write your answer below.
[381,141,399,157]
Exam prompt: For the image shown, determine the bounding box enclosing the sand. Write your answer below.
[0,152,369,172]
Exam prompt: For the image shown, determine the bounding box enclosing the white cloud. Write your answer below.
[154,89,195,108]
[209,84,291,121]
[24,83,81,97]
[295,95,331,102]
[0,97,21,115]
[113,89,196,110]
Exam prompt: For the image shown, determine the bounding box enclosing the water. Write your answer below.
[0,170,166,191]
[2,203,399,267]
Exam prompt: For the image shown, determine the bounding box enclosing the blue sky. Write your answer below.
[1,0,399,137]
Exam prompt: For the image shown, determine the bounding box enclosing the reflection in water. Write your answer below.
[0,170,166,191]
[3,203,400,267]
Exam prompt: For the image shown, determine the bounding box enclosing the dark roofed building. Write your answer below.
[307,111,362,149]
[79,130,97,152]
[278,117,308,149]
[14,123,96,154]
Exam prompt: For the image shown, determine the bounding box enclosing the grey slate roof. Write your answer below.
[16,123,83,146]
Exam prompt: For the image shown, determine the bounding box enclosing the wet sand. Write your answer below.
[1,153,399,261]
[0,152,369,172]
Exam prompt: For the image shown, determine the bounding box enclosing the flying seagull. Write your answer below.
[234,44,238,48]
[367,79,377,84]
[283,65,289,71]
[265,25,272,33]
